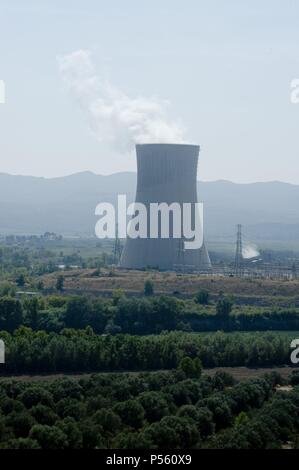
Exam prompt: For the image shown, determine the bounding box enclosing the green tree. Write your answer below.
[56,418,83,449]
[112,431,152,449]
[196,407,215,438]
[92,409,121,434]
[56,398,85,421]
[19,387,54,409]
[79,420,105,449]
[138,391,169,423]
[0,297,23,331]
[206,395,233,430]
[216,296,234,317]
[290,371,299,386]
[104,319,122,335]
[235,411,249,427]
[112,289,125,306]
[16,273,26,288]
[25,297,39,330]
[144,416,199,448]
[37,281,44,291]
[64,296,90,329]
[144,279,154,296]
[64,296,106,333]
[113,400,145,429]
[4,411,35,438]
[143,421,179,448]
[178,357,202,379]
[0,283,16,297]
[163,416,200,448]
[195,289,210,305]
[31,404,58,426]
[56,275,64,292]
[4,438,41,449]
[29,424,68,449]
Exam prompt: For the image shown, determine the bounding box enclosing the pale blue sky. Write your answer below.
[0,0,299,182]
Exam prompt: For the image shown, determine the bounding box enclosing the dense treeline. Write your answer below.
[0,369,298,449]
[2,293,299,335]
[205,388,299,448]
[0,329,293,374]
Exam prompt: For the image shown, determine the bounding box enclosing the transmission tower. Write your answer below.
[292,263,297,280]
[113,224,122,266]
[176,238,185,273]
[234,224,244,277]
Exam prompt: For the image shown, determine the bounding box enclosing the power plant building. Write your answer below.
[120,143,211,271]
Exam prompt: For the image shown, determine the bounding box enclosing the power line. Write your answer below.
[113,224,122,265]
[234,224,244,277]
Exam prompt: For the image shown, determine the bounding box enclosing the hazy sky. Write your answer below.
[0,0,299,183]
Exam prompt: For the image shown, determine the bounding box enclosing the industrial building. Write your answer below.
[120,143,212,271]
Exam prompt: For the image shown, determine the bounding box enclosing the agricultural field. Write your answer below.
[40,268,299,303]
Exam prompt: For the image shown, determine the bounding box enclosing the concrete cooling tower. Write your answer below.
[120,143,212,271]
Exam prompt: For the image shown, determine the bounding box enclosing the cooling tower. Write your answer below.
[120,143,212,271]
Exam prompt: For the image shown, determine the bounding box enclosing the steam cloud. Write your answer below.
[242,244,260,259]
[58,50,186,152]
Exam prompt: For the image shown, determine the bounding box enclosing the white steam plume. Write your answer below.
[242,244,260,259]
[58,50,186,152]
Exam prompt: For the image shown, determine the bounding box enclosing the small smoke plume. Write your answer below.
[58,50,186,152]
[242,244,260,259]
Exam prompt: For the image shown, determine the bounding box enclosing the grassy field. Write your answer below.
[40,267,299,302]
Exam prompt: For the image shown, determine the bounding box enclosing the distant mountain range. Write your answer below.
[0,171,298,247]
